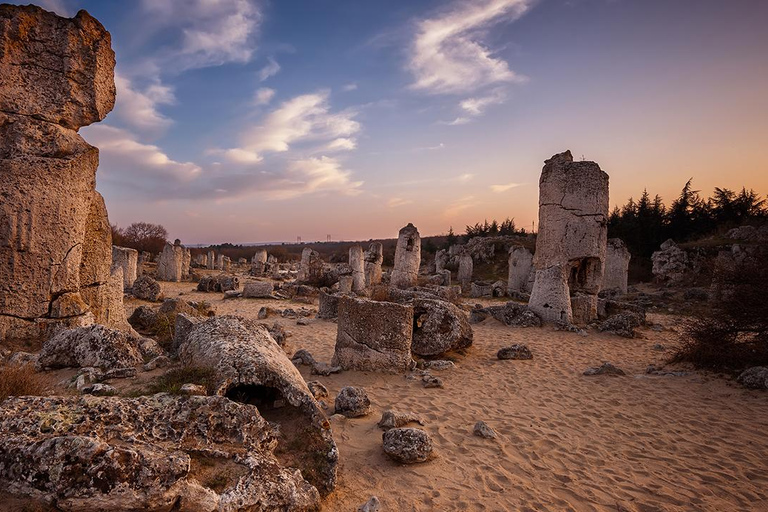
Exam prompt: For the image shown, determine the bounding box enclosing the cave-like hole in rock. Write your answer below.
[224,384,326,491]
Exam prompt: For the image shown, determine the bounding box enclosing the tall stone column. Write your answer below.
[390,224,421,289]
[528,151,609,324]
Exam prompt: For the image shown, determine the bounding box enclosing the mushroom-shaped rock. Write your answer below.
[382,428,434,464]
[176,315,338,495]
[411,299,473,357]
[0,394,321,511]
[334,386,371,418]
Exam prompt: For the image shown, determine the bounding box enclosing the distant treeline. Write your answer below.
[608,180,767,259]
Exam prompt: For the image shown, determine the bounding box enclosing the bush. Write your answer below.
[672,250,768,370]
[0,364,48,402]
[145,366,217,395]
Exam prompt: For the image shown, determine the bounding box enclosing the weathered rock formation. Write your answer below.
[332,297,414,372]
[349,245,366,293]
[297,247,323,284]
[364,242,384,287]
[529,151,609,324]
[0,5,122,342]
[0,394,323,511]
[411,298,473,356]
[177,315,338,495]
[507,246,534,295]
[251,248,268,275]
[602,238,630,294]
[111,246,138,290]
[156,242,184,282]
[207,250,215,270]
[434,249,448,273]
[131,274,161,301]
[457,253,473,291]
[651,239,689,285]
[242,281,273,298]
[390,224,421,289]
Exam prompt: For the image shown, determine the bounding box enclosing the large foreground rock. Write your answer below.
[0,5,120,342]
[382,428,434,464]
[411,298,473,357]
[177,315,338,495]
[0,394,321,511]
[332,297,414,373]
[36,324,159,371]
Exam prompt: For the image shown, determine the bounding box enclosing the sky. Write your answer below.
[14,0,768,244]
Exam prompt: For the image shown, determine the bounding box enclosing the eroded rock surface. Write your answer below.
[390,224,421,289]
[411,298,473,357]
[0,394,322,511]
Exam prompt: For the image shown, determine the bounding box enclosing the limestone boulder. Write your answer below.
[36,324,159,371]
[176,315,338,495]
[382,428,434,464]
[111,246,138,289]
[242,281,273,298]
[0,394,321,511]
[737,367,768,390]
[131,274,162,301]
[332,297,414,373]
[317,290,341,319]
[334,386,371,418]
[411,298,473,357]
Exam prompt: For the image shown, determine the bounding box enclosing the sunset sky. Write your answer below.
[14,0,768,244]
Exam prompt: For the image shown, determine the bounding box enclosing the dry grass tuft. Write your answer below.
[0,363,48,402]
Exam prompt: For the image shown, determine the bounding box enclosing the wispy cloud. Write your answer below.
[258,57,281,81]
[326,138,357,152]
[408,0,533,95]
[460,87,507,115]
[112,73,175,135]
[443,195,477,217]
[388,197,414,208]
[342,82,358,92]
[224,90,360,158]
[490,182,523,192]
[441,116,470,126]
[455,173,475,182]
[140,0,262,72]
[253,87,275,106]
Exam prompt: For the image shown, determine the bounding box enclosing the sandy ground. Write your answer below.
[119,276,768,512]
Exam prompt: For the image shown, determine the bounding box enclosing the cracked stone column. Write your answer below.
[364,242,383,287]
[207,250,215,270]
[457,253,473,292]
[0,5,119,341]
[390,223,421,289]
[349,245,366,293]
[157,242,184,282]
[601,238,630,294]
[507,246,533,295]
[528,151,609,324]
[111,246,138,290]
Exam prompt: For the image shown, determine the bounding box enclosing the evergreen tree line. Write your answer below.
[608,180,767,259]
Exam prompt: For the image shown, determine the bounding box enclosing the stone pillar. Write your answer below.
[457,253,473,291]
[601,238,630,294]
[298,247,322,284]
[507,246,533,295]
[111,246,138,290]
[528,151,609,324]
[364,242,383,287]
[0,5,120,340]
[390,223,421,289]
[182,247,191,277]
[349,245,366,293]
[157,242,184,282]
[207,250,215,270]
[434,249,448,273]
[251,248,268,275]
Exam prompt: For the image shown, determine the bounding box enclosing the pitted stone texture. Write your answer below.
[0,5,116,129]
[411,298,473,357]
[251,248,268,275]
[297,247,323,284]
[36,324,158,371]
[317,291,341,319]
[334,386,371,418]
[364,242,384,287]
[207,250,216,270]
[332,297,414,373]
[242,281,273,298]
[0,394,321,511]
[390,223,421,289]
[602,238,630,294]
[111,246,138,289]
[349,245,366,293]
[157,242,184,282]
[651,239,689,284]
[434,249,448,273]
[176,315,338,495]
[529,151,609,325]
[132,274,161,301]
[457,254,473,290]
[382,428,434,464]
[508,246,534,294]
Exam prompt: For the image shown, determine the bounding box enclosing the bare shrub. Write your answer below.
[0,364,48,402]
[672,249,768,370]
